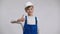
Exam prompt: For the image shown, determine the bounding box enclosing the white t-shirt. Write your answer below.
[20,15,38,26]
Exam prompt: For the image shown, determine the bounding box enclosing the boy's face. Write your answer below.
[25,6,34,15]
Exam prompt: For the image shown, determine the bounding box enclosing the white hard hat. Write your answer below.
[25,2,34,8]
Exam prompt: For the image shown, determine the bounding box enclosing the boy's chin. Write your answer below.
[28,13,33,15]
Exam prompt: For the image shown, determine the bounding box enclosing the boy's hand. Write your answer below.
[17,15,25,22]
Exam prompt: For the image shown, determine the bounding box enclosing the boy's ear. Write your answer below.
[25,11,27,13]
[25,8,27,13]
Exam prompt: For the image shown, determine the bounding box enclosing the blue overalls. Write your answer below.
[23,16,38,34]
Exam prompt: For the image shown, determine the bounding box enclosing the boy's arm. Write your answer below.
[37,17,40,34]
[11,15,25,24]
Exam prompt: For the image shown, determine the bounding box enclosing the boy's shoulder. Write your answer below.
[35,16,39,20]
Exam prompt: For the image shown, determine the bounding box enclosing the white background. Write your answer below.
[0,0,60,34]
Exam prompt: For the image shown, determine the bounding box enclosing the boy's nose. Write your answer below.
[29,10,32,12]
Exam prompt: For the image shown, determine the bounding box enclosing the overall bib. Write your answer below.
[23,16,38,34]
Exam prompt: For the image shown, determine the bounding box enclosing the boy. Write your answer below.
[11,2,39,34]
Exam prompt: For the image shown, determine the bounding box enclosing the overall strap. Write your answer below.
[25,16,27,24]
[35,16,37,25]
[23,16,27,30]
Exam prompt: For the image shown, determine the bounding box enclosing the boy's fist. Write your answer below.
[17,15,25,22]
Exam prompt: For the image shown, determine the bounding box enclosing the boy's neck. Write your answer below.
[28,14,33,16]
